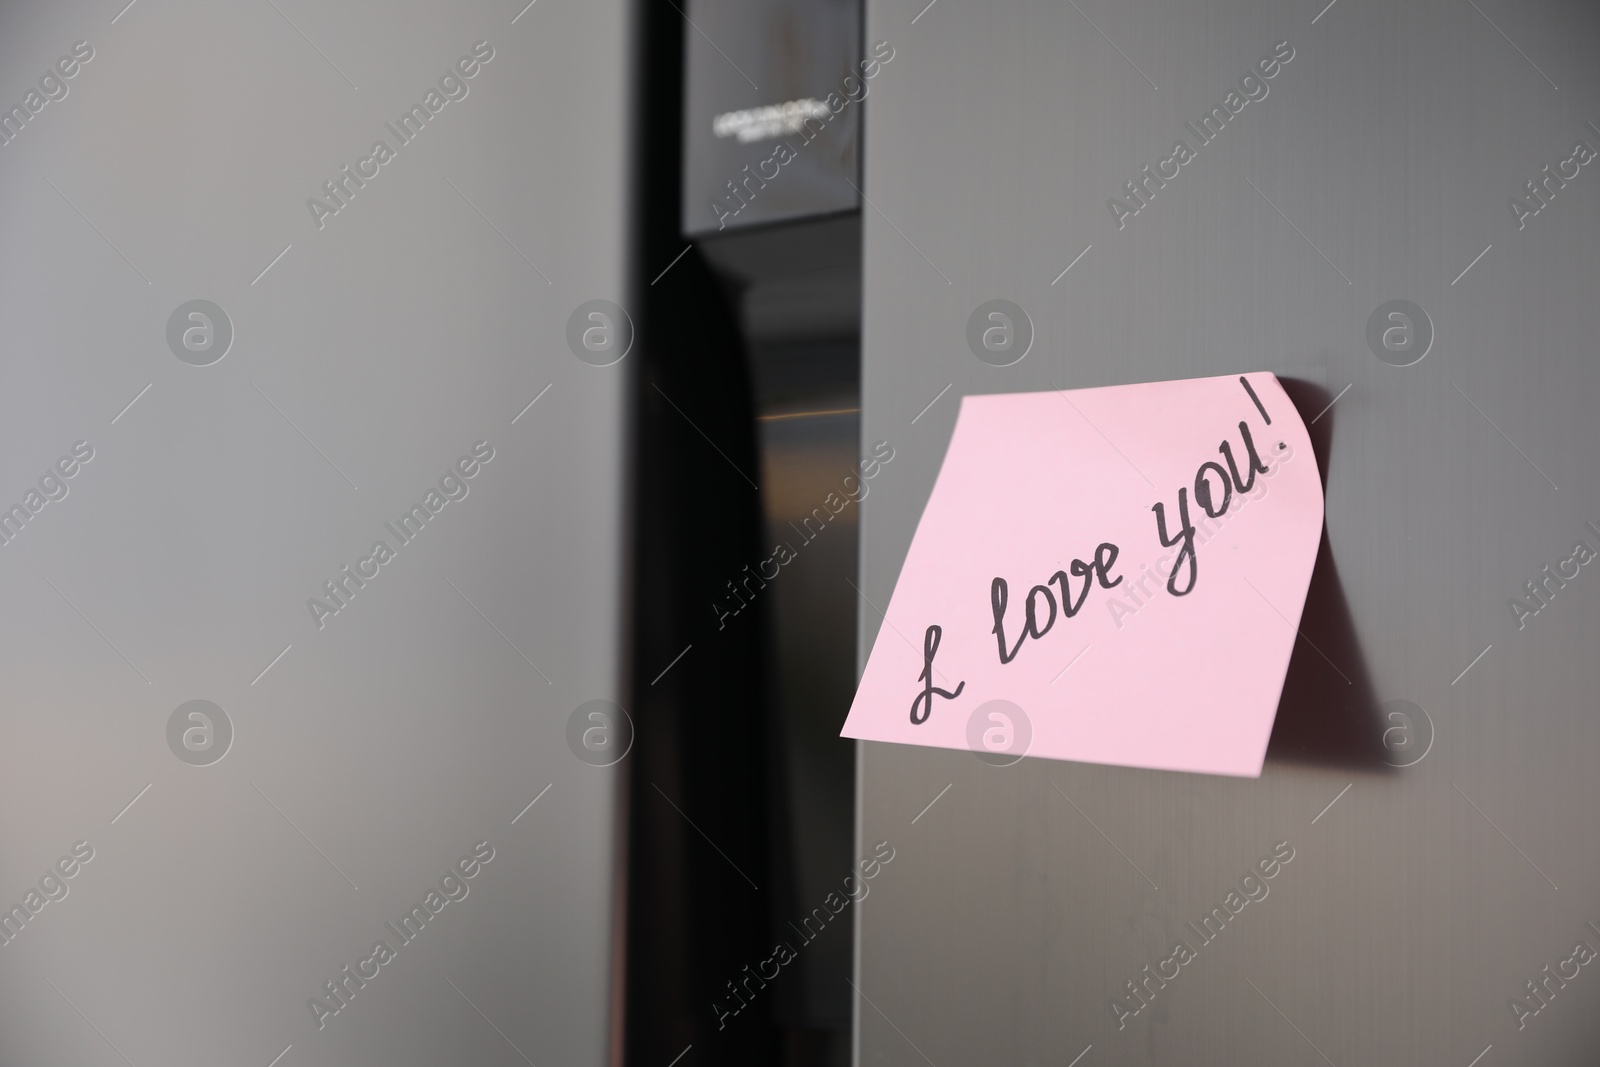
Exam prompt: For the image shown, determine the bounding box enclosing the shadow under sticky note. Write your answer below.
[841,372,1326,778]
[1262,377,1388,772]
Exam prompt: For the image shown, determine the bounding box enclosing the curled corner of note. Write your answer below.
[841,371,1325,778]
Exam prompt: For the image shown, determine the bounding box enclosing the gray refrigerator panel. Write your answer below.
[0,2,633,1065]
[854,0,1600,1064]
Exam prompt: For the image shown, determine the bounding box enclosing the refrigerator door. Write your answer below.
[854,1,1600,1064]
[0,4,633,1065]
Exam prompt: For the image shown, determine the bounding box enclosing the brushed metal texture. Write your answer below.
[0,3,632,1064]
[854,0,1600,1064]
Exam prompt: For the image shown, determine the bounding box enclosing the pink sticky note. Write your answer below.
[841,372,1324,777]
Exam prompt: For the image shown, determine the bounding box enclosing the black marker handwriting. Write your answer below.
[990,543,1121,665]
[910,624,965,724]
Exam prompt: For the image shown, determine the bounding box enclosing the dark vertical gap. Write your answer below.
[624,1,782,1065]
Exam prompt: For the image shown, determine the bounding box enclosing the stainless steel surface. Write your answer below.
[854,0,1600,1063]
[0,3,632,1064]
